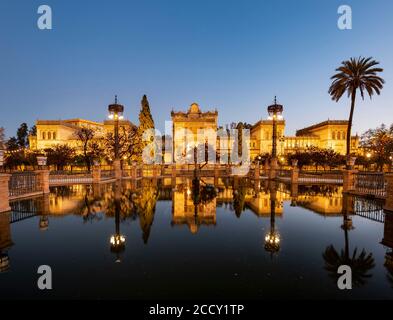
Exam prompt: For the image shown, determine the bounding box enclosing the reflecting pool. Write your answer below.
[1,178,392,299]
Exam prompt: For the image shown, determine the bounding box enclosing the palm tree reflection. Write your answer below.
[322,195,375,286]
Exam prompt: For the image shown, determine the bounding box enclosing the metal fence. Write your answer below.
[353,172,386,198]
[8,172,42,198]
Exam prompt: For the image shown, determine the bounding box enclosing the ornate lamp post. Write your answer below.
[267,97,283,179]
[108,96,124,180]
[267,97,283,159]
[108,96,124,161]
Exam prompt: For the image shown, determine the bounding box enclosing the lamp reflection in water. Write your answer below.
[264,183,280,256]
[110,183,126,263]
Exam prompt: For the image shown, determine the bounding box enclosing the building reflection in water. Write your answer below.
[5,177,388,275]
[171,177,217,234]
[322,194,375,287]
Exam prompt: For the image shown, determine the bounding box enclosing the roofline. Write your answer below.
[296,120,349,135]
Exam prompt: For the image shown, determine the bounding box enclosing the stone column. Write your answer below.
[384,173,393,213]
[342,169,357,193]
[0,174,11,213]
[131,163,137,180]
[290,182,298,198]
[35,169,50,194]
[291,166,299,184]
[113,159,122,180]
[269,158,277,180]
[382,213,393,248]
[92,165,101,183]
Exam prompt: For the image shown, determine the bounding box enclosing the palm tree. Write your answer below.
[329,57,384,165]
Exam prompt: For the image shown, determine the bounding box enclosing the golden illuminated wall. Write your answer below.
[30,110,360,158]
[171,103,218,162]
[293,120,359,155]
[30,118,134,153]
[250,120,286,158]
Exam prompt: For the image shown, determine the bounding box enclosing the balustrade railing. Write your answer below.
[101,170,115,180]
[49,171,92,184]
[8,172,42,198]
[353,172,386,198]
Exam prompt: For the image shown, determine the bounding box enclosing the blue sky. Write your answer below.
[0,0,392,138]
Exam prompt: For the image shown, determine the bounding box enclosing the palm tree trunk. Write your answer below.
[344,224,350,262]
[346,89,357,167]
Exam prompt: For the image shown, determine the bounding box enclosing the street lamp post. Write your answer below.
[267,97,283,159]
[267,97,283,179]
[108,96,124,180]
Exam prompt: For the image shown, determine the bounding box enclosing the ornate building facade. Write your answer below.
[29,118,135,151]
[29,102,360,160]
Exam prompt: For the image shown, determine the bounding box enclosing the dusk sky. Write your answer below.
[1,0,392,138]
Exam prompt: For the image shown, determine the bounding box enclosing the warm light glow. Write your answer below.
[186,188,191,196]
[110,234,126,246]
[108,114,114,120]
[366,152,372,159]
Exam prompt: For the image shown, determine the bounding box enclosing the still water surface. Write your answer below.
[1,178,392,299]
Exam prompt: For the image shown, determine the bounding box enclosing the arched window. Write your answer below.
[53,132,56,140]
[47,132,51,140]
[42,132,46,140]
[332,131,336,140]
[342,131,345,139]
[337,131,341,140]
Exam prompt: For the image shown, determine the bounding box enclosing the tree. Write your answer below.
[329,57,384,165]
[104,126,138,162]
[360,124,393,171]
[29,125,37,136]
[135,95,155,162]
[46,145,75,170]
[287,151,312,170]
[4,150,37,169]
[6,137,19,151]
[74,127,96,171]
[16,123,29,148]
